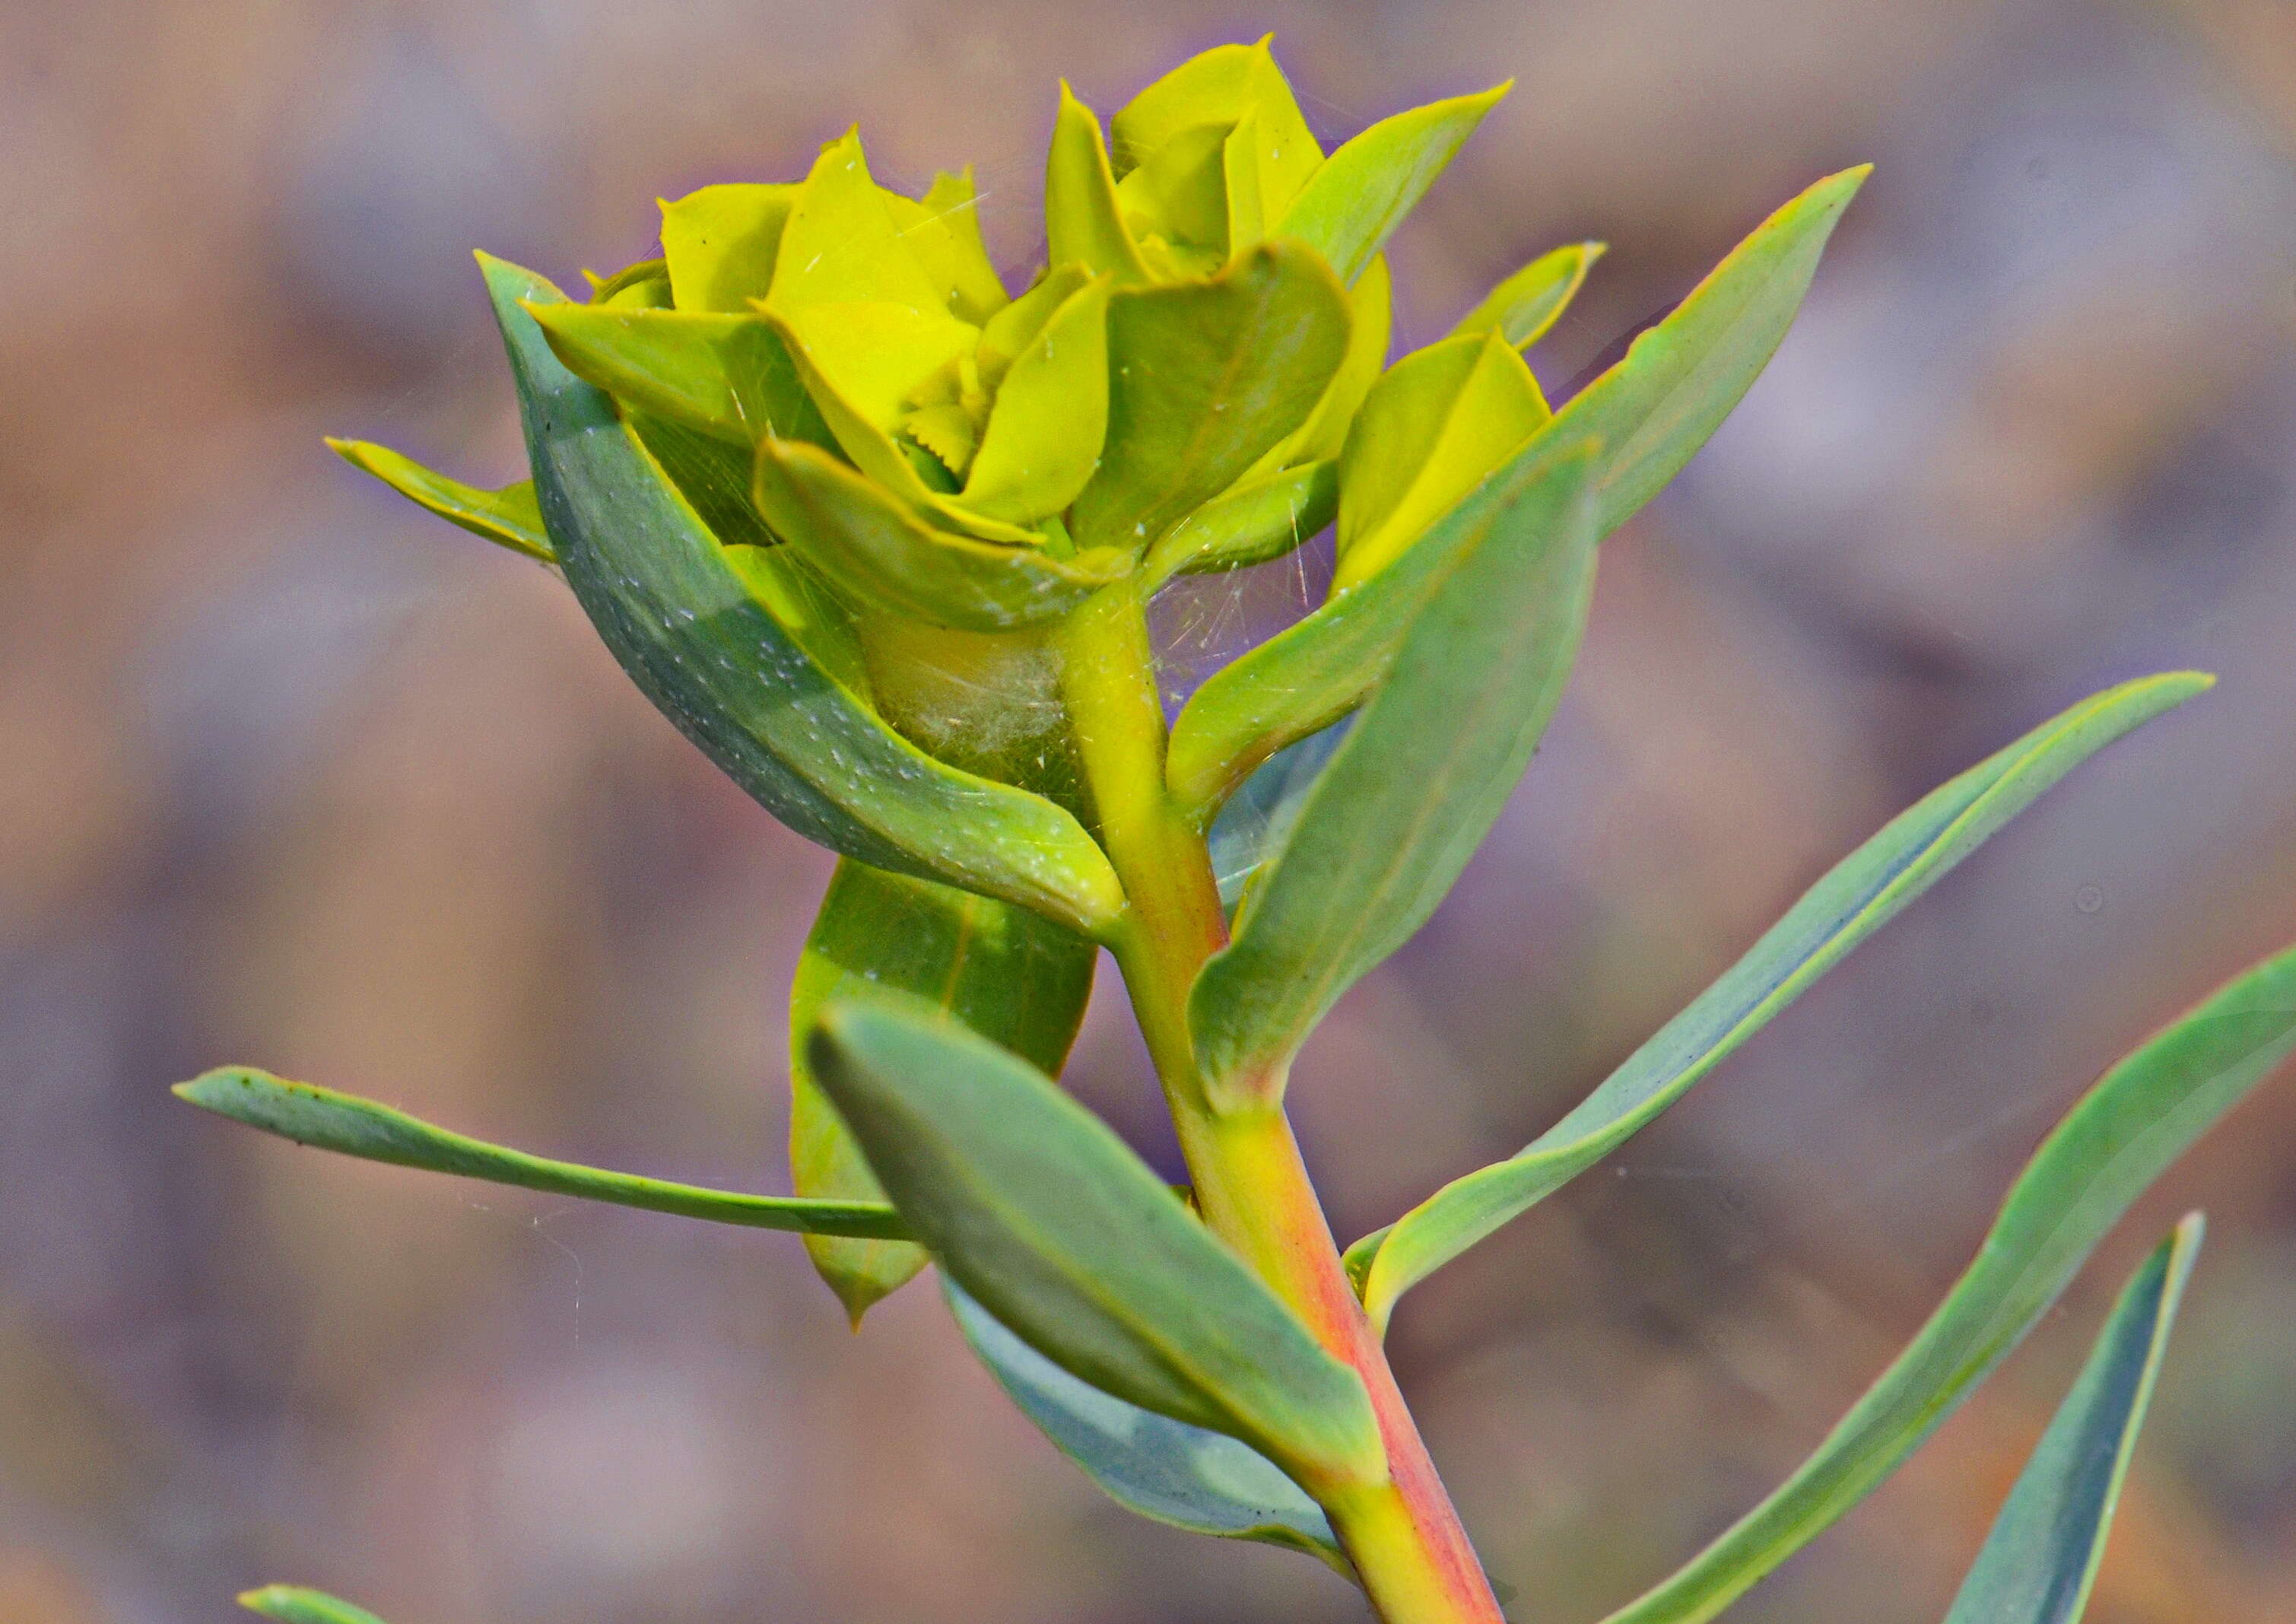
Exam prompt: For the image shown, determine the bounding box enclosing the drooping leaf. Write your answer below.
[1560,164,1868,539]
[959,272,1115,523]
[326,438,553,563]
[790,860,1096,1321]
[1592,943,2296,1624]
[1070,242,1349,555]
[1450,240,1605,350]
[1143,459,1339,584]
[1187,437,1601,1108]
[659,183,797,312]
[524,304,833,448]
[1348,672,2215,1324]
[1275,84,1510,286]
[1943,1215,2204,1624]
[752,437,1123,631]
[479,253,1123,937]
[1046,84,1151,284]
[945,1278,1350,1572]
[1205,720,1351,915]
[175,1067,908,1238]
[804,991,1386,1492]
[1334,329,1551,591]
[1110,38,1323,227]
[238,1587,391,1624]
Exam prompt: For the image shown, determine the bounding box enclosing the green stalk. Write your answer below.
[1059,579,1505,1624]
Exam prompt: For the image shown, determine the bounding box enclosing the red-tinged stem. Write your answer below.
[1061,580,1505,1624]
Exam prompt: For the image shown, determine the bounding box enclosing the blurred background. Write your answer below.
[3,0,2294,1619]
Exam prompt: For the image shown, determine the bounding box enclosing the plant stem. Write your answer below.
[1060,580,1506,1624]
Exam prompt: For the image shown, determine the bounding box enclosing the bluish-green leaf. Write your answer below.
[1944,1215,2204,1624]
[1274,84,1510,286]
[478,253,1123,937]
[1143,459,1339,584]
[1450,241,1605,350]
[1070,241,1349,555]
[175,1067,908,1239]
[945,1278,1349,1572]
[804,991,1386,1492]
[326,438,553,563]
[239,1586,391,1624]
[751,437,1123,631]
[1349,672,2215,1324]
[1187,436,1600,1108]
[525,304,833,448]
[791,860,1095,1323]
[1206,720,1351,916]
[1592,942,2296,1624]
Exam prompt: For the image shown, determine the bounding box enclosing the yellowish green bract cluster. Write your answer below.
[239,35,2296,1624]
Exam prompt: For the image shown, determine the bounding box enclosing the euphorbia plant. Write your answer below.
[185,40,2296,1624]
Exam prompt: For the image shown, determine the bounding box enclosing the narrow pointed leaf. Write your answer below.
[752,437,1123,631]
[805,992,1386,1489]
[239,1587,391,1624]
[1145,459,1338,584]
[1561,164,1868,539]
[175,1067,909,1238]
[960,273,1115,523]
[1046,84,1150,284]
[1070,241,1349,554]
[945,1278,1350,1572]
[1275,84,1510,286]
[1593,944,2296,1624]
[791,860,1095,1322]
[1944,1215,2204,1624]
[479,253,1123,936]
[525,304,833,447]
[1188,437,1600,1107]
[1351,672,2215,1323]
[1450,241,1605,350]
[327,439,552,562]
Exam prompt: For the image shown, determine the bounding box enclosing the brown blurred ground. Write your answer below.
[2,2,2294,1621]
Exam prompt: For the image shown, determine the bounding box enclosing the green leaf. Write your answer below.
[1943,1215,2204,1624]
[586,256,672,307]
[959,272,1115,523]
[1592,942,2296,1624]
[1349,672,2215,1325]
[752,437,1124,631]
[659,183,796,311]
[524,304,833,448]
[1070,241,1350,555]
[1046,84,1150,284]
[1286,253,1393,464]
[1334,329,1551,592]
[478,253,1124,937]
[1274,84,1510,286]
[791,860,1095,1322]
[174,1067,908,1238]
[1143,459,1339,584]
[1560,165,1868,539]
[804,991,1386,1491]
[945,1278,1350,1572]
[1187,436,1600,1108]
[1110,38,1323,226]
[238,1586,392,1624]
[326,438,553,563]
[1450,240,1605,350]
[883,167,1010,324]
[1205,720,1351,916]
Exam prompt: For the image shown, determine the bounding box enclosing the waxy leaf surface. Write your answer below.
[1350,672,2215,1323]
[481,254,1123,936]
[1943,1216,2202,1624]
[1594,943,2296,1624]
[328,438,553,563]
[1188,437,1600,1106]
[945,1279,1348,1570]
[176,1067,908,1238]
[1275,85,1509,285]
[526,304,831,448]
[805,993,1385,1489]
[791,860,1095,1321]
[1071,242,1348,553]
